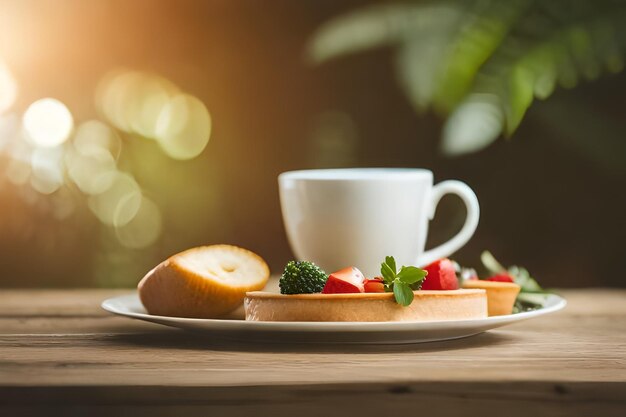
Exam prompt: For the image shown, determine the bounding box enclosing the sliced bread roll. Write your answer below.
[139,245,269,318]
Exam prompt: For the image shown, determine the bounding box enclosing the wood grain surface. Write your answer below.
[0,288,625,417]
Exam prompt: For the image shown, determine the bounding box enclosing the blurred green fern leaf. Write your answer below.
[309,0,626,155]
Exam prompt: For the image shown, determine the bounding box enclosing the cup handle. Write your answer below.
[418,180,480,266]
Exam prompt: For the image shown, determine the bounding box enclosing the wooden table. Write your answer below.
[0,289,625,416]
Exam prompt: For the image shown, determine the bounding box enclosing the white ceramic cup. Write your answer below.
[278,168,479,277]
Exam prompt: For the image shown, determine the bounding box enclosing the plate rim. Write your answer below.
[101,292,566,333]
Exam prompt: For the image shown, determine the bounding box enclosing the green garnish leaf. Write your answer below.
[516,292,550,305]
[380,256,427,306]
[481,250,506,274]
[385,256,397,275]
[397,266,427,285]
[482,251,547,294]
[381,261,395,284]
[480,250,553,312]
[508,265,543,293]
[393,281,414,307]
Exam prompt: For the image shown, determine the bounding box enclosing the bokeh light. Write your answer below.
[4,130,33,186]
[96,70,144,132]
[30,146,64,194]
[73,120,122,160]
[0,60,18,115]
[155,93,212,160]
[5,158,31,186]
[66,120,121,195]
[49,186,76,221]
[0,78,169,251]
[126,74,179,138]
[112,189,143,228]
[87,172,141,226]
[23,98,74,147]
[2,67,213,272]
[0,113,20,153]
[66,149,117,195]
[96,70,211,160]
[96,70,179,136]
[115,196,162,249]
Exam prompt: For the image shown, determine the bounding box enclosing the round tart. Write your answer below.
[244,289,487,322]
[462,280,520,316]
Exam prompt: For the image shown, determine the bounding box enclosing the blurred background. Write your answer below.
[1,0,625,288]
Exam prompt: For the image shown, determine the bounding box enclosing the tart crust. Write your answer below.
[244,289,487,322]
[462,280,521,316]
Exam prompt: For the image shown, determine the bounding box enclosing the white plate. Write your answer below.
[102,293,566,344]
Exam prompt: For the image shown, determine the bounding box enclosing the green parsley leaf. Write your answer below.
[397,266,427,285]
[380,256,427,305]
[385,256,397,275]
[381,261,395,284]
[480,250,506,274]
[508,265,543,293]
[393,281,414,306]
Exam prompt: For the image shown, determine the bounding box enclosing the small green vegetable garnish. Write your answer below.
[279,260,327,294]
[380,256,427,306]
[481,250,551,313]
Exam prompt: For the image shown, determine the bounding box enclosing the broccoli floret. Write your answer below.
[279,260,327,294]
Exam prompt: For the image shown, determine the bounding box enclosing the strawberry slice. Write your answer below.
[364,277,385,293]
[484,273,515,283]
[322,267,365,294]
[421,258,459,290]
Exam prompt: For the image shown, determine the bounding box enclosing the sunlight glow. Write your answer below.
[115,196,162,249]
[96,70,211,160]
[30,146,64,194]
[5,159,31,186]
[66,147,117,195]
[23,98,74,147]
[127,75,179,138]
[73,120,121,160]
[155,94,212,160]
[0,60,18,115]
[96,70,179,137]
[87,172,141,226]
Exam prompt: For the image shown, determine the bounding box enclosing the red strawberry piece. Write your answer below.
[322,267,365,294]
[421,258,459,290]
[364,278,385,293]
[485,273,515,283]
